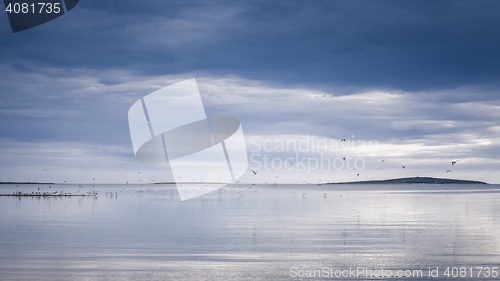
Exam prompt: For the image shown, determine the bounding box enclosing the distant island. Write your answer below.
[0,182,55,185]
[0,177,489,185]
[329,177,487,185]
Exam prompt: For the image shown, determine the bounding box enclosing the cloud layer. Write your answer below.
[1,1,499,183]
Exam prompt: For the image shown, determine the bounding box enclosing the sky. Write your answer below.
[0,0,499,184]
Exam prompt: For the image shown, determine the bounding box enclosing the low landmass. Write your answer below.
[0,177,489,186]
[330,177,487,185]
[0,182,55,185]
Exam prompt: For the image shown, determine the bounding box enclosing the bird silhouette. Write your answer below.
[252,170,257,175]
[401,166,405,169]
[451,160,460,165]
[341,139,346,142]
[381,160,385,162]
[446,170,452,173]
[342,157,346,160]
[289,161,293,166]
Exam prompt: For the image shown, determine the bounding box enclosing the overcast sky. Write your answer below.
[1,0,499,184]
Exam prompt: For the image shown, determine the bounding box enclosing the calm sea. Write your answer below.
[1,183,499,280]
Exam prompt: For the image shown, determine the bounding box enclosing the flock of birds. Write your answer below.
[15,138,464,199]
[251,158,461,179]
[7,182,350,201]
[9,188,100,197]
[248,138,463,181]
[36,137,464,186]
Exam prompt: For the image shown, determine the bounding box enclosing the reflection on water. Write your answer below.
[0,184,499,280]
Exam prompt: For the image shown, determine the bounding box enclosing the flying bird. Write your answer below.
[252,170,257,175]
[357,173,360,177]
[289,161,293,166]
[451,160,460,165]
[341,139,346,142]
[446,170,452,173]
[401,166,405,169]
[381,160,385,163]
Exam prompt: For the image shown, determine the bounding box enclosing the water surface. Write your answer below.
[1,184,499,280]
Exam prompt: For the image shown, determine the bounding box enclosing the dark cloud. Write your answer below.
[1,0,500,91]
